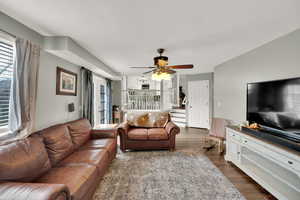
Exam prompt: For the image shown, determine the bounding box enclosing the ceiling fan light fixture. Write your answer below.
[154,56,168,67]
[130,48,194,76]
[151,72,171,81]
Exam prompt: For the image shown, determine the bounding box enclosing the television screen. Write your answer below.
[247,78,300,136]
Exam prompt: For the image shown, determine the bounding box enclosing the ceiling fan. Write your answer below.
[130,48,193,80]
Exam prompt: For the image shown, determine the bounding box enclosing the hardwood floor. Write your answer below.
[176,127,277,200]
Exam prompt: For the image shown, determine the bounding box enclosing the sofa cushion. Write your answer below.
[0,135,51,182]
[67,119,92,149]
[127,112,169,128]
[148,128,169,140]
[128,128,148,140]
[80,139,115,152]
[79,139,117,162]
[36,165,98,200]
[40,125,74,166]
[58,149,109,172]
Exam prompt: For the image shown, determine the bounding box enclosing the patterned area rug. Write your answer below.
[93,150,246,200]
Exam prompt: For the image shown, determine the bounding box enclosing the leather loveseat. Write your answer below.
[118,112,180,152]
[0,118,117,200]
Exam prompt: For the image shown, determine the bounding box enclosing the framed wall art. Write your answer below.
[56,67,77,96]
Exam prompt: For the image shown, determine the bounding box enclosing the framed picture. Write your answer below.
[56,67,77,96]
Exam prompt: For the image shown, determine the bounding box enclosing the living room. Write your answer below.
[0,1,300,200]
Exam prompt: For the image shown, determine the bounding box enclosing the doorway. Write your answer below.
[187,80,210,128]
[93,76,107,126]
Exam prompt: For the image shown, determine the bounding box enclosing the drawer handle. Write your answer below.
[288,161,293,165]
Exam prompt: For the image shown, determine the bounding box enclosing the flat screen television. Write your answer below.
[247,77,300,143]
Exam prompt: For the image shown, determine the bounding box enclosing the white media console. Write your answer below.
[225,126,300,200]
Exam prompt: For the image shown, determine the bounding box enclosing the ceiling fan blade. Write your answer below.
[168,64,194,69]
[143,69,156,74]
[165,69,176,74]
[130,66,156,69]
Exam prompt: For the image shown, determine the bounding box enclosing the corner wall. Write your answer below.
[0,11,81,130]
[112,80,121,106]
[214,29,300,123]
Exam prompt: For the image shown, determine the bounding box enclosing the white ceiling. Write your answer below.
[1,0,300,75]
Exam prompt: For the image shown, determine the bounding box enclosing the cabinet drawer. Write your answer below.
[272,152,300,172]
[242,137,300,172]
[228,130,242,142]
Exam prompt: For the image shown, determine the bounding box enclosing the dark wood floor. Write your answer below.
[176,127,278,200]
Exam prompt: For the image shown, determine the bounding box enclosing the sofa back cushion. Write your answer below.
[40,124,74,166]
[67,119,92,149]
[0,135,51,182]
[126,112,170,128]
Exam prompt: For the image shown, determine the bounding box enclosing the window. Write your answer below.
[0,39,14,131]
[99,84,106,124]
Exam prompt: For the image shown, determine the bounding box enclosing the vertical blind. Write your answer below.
[0,40,13,127]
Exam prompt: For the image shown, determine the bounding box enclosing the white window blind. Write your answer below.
[0,40,13,127]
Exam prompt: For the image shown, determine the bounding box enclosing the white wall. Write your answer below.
[0,11,82,130]
[0,12,43,45]
[112,80,121,106]
[214,29,300,123]
[161,79,173,111]
[35,51,81,130]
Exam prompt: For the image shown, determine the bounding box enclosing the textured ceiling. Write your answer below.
[1,0,300,75]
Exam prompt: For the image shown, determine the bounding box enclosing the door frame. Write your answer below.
[93,76,107,126]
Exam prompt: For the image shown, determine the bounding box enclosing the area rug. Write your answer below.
[93,151,246,200]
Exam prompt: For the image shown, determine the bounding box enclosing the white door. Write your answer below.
[188,80,209,128]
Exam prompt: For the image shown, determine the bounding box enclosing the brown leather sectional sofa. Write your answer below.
[0,118,117,200]
[118,112,180,151]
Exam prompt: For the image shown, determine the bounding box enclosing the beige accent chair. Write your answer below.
[204,118,230,154]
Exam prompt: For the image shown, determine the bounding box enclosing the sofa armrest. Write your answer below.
[165,122,180,136]
[90,129,117,139]
[117,122,130,135]
[0,182,70,200]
